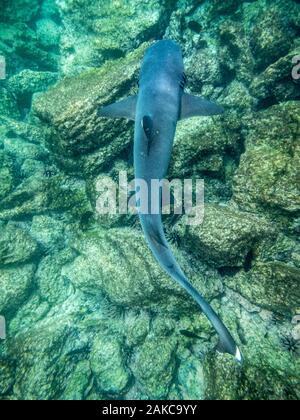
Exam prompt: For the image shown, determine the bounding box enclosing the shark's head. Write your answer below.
[141,40,184,83]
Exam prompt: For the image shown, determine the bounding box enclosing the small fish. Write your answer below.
[0,315,6,340]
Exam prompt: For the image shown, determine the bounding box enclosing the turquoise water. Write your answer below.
[0,0,299,400]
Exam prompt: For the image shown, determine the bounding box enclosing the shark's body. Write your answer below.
[99,40,242,362]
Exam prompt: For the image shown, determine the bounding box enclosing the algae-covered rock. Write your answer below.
[250,5,295,70]
[63,227,223,313]
[169,114,242,179]
[250,48,300,105]
[7,70,59,99]
[233,102,300,215]
[90,336,131,396]
[204,303,300,400]
[225,262,300,317]
[0,358,15,396]
[36,18,61,49]
[0,87,20,119]
[33,44,148,173]
[0,22,59,74]
[176,204,274,268]
[57,0,172,73]
[0,0,299,403]
[0,151,15,202]
[63,360,93,401]
[0,0,40,24]
[0,264,35,317]
[30,215,66,252]
[0,224,39,267]
[36,248,76,305]
[11,322,86,400]
[131,335,177,399]
[0,173,92,221]
[177,353,206,400]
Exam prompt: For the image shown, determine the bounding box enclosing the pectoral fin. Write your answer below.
[180,93,224,119]
[98,95,137,120]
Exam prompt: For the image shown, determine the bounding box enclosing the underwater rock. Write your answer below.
[0,116,50,146]
[30,215,66,253]
[0,358,15,396]
[233,102,300,214]
[0,264,35,317]
[0,172,92,221]
[36,18,61,49]
[63,360,93,401]
[3,137,48,165]
[0,0,299,402]
[0,22,59,74]
[33,44,148,174]
[175,204,273,269]
[250,48,300,106]
[250,4,296,71]
[0,0,40,24]
[36,248,76,306]
[225,262,300,317]
[90,336,131,396]
[0,151,15,202]
[63,227,223,313]
[7,70,59,104]
[131,335,177,399]
[0,224,39,267]
[176,353,206,400]
[204,300,300,400]
[169,114,242,179]
[57,0,172,73]
[185,48,224,92]
[11,321,87,400]
[86,160,136,228]
[219,81,255,112]
[0,87,20,119]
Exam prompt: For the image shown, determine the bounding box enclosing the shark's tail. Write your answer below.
[140,213,243,363]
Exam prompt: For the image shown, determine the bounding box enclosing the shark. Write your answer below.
[98,40,242,362]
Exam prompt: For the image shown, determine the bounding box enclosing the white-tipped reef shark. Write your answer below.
[98,40,242,362]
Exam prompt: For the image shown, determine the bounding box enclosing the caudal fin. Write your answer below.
[141,214,242,363]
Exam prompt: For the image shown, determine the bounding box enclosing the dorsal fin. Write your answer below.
[141,116,153,141]
[141,115,155,155]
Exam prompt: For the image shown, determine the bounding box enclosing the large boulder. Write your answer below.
[225,262,300,317]
[233,102,300,215]
[175,204,274,268]
[0,224,39,267]
[33,44,148,175]
[0,264,35,317]
[62,227,224,314]
[57,0,173,73]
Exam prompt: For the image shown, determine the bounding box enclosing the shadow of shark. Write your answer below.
[98,40,242,363]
